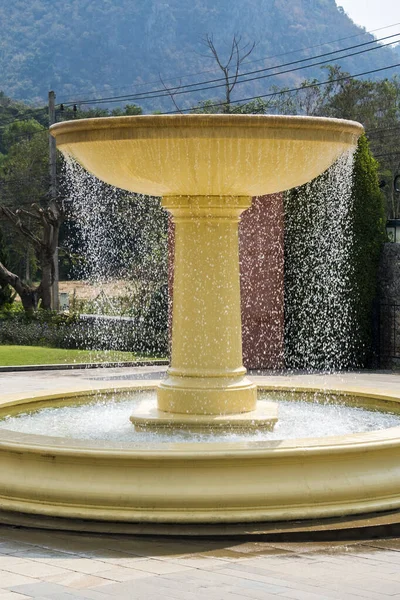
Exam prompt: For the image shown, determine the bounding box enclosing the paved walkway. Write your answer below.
[2,366,400,397]
[2,528,400,599]
[1,367,400,599]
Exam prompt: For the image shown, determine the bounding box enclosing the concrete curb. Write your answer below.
[0,360,169,373]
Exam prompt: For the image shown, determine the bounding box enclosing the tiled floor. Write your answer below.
[1,367,400,599]
[1,528,400,599]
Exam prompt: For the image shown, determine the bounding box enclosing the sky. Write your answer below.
[336,0,400,34]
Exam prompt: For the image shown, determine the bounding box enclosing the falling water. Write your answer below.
[62,159,168,356]
[284,150,357,371]
[63,147,357,370]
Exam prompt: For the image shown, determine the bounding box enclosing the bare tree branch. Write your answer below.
[14,208,43,222]
[0,205,43,249]
[159,74,184,114]
[0,260,40,313]
[203,34,256,113]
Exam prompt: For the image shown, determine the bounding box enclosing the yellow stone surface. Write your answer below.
[50,114,362,196]
[1,384,400,524]
[130,399,278,431]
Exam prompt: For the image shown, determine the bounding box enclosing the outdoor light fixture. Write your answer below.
[386,219,400,242]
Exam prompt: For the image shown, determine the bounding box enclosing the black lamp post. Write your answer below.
[386,175,400,242]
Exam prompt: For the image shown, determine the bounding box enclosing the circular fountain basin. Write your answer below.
[50,114,363,196]
[1,381,400,527]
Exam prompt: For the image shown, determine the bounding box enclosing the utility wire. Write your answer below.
[63,32,400,107]
[64,21,400,102]
[164,61,400,113]
[132,37,400,105]
[3,55,400,143]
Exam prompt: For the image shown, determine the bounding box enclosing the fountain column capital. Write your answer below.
[162,195,252,220]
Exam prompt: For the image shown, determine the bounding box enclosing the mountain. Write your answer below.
[0,0,399,111]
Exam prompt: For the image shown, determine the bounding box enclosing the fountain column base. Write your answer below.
[157,371,257,415]
[130,399,278,432]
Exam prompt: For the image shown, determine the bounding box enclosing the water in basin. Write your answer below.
[1,390,399,446]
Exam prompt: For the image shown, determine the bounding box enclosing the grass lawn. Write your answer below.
[0,345,164,366]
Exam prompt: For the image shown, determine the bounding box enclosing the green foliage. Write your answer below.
[0,345,157,366]
[0,120,49,281]
[0,291,168,356]
[351,135,386,363]
[0,95,151,285]
[0,280,14,309]
[0,0,399,110]
[111,104,143,116]
[293,68,400,218]
[0,302,24,320]
[1,118,45,152]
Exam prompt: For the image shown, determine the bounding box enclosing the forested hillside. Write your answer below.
[0,0,399,109]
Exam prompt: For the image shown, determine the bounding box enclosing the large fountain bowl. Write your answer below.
[51,114,363,196]
[2,382,400,530]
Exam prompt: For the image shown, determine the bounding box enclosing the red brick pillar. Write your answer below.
[168,194,284,370]
[239,194,284,370]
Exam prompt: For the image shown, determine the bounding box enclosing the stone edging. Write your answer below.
[0,360,169,373]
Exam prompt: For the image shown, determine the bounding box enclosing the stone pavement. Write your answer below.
[1,367,400,599]
[1,365,400,397]
[2,528,400,599]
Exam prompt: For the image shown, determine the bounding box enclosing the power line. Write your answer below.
[165,61,400,114]
[63,21,400,103]
[63,32,400,107]
[80,38,400,109]
[143,37,400,105]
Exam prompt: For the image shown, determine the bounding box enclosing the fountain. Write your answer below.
[3,113,400,530]
[49,114,362,431]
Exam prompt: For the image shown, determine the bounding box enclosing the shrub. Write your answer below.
[0,284,169,357]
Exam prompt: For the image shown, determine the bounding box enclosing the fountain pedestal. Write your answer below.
[130,195,278,431]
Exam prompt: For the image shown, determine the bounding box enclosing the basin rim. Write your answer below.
[50,114,364,138]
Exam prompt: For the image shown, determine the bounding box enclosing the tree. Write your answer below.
[202,34,255,113]
[0,201,65,312]
[1,119,45,153]
[351,134,386,363]
[0,99,150,314]
[0,123,66,312]
[113,104,143,116]
[0,225,14,308]
[285,66,400,219]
